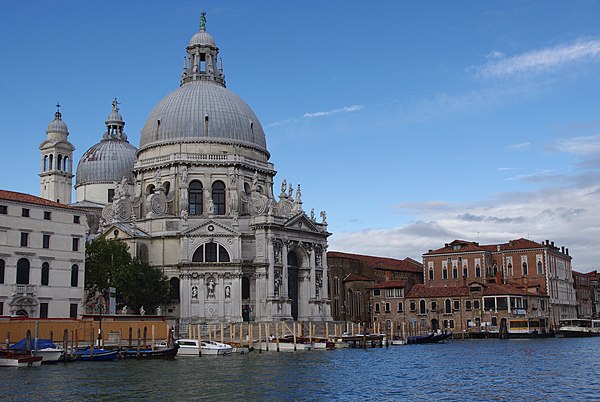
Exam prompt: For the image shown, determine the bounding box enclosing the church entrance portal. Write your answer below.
[288,251,299,321]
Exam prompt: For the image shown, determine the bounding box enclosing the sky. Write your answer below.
[1,1,600,271]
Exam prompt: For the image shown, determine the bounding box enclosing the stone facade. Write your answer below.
[573,270,593,319]
[0,190,87,318]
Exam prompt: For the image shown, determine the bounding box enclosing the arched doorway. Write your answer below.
[288,251,300,321]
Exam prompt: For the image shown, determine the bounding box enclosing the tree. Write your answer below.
[85,238,170,313]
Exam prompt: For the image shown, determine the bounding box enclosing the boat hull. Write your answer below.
[120,346,179,359]
[0,351,43,367]
[73,349,119,361]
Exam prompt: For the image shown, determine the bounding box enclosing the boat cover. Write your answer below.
[10,338,58,350]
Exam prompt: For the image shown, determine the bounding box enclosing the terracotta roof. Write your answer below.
[328,251,422,273]
[406,282,537,299]
[343,273,374,282]
[368,280,407,289]
[0,189,81,211]
[424,238,547,256]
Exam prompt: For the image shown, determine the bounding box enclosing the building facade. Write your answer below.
[572,270,593,319]
[327,251,423,325]
[422,238,577,327]
[0,190,87,318]
[54,15,330,333]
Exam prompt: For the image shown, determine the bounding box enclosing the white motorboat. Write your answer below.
[558,319,600,337]
[175,339,232,356]
[35,347,65,362]
[0,350,42,367]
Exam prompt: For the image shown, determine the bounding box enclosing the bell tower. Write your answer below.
[39,104,75,204]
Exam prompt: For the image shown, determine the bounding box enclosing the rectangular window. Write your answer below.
[453,300,460,310]
[0,205,7,214]
[397,302,403,312]
[74,215,80,224]
[44,211,51,220]
[69,303,78,319]
[453,267,458,279]
[375,303,380,313]
[443,269,448,280]
[72,238,80,252]
[410,301,416,312]
[40,303,49,318]
[20,232,29,247]
[0,301,3,315]
[497,297,508,311]
[475,266,481,278]
[384,302,391,313]
[429,269,434,280]
[473,300,480,309]
[43,234,50,249]
[465,300,472,311]
[373,289,381,297]
[540,299,546,310]
[463,267,468,278]
[22,208,30,217]
[449,320,455,329]
[108,189,115,203]
[431,301,437,311]
[484,298,496,311]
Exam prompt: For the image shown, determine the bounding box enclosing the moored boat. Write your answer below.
[0,349,43,367]
[119,345,179,359]
[72,347,119,361]
[175,339,233,356]
[558,319,600,337]
[10,338,65,363]
[407,331,452,344]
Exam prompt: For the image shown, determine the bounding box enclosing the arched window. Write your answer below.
[355,291,361,318]
[191,243,230,262]
[146,184,155,195]
[163,181,171,196]
[347,289,353,320]
[57,155,63,170]
[64,156,69,172]
[212,181,226,215]
[445,298,452,314]
[41,262,50,286]
[537,261,543,275]
[43,155,48,171]
[49,154,53,170]
[0,259,4,284]
[188,180,203,216]
[507,263,513,276]
[71,264,79,287]
[16,258,30,285]
[475,265,481,278]
[429,268,434,281]
[419,299,426,315]
[522,262,528,276]
[242,277,250,299]
[169,277,180,300]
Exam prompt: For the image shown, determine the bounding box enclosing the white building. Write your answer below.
[63,14,331,333]
[0,189,87,318]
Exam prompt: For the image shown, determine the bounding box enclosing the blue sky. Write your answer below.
[2,1,600,270]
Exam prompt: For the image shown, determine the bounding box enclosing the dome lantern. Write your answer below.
[181,12,225,87]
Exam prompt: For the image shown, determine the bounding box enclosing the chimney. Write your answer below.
[545,240,549,245]
[561,246,565,254]
[551,241,554,247]
[566,248,569,256]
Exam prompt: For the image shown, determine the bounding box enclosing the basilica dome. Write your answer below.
[138,18,267,154]
[75,99,137,187]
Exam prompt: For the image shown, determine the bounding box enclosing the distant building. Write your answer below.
[0,190,87,318]
[327,251,423,324]
[573,270,593,319]
[587,271,600,318]
[422,238,577,328]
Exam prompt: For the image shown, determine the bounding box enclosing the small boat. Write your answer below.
[407,331,452,344]
[10,338,65,363]
[263,335,314,351]
[72,347,119,361]
[226,342,249,354]
[0,349,43,367]
[119,345,179,359]
[175,339,233,356]
[558,319,600,337]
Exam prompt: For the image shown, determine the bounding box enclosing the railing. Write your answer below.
[12,284,37,295]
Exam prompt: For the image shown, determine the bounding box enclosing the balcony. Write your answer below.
[12,284,37,296]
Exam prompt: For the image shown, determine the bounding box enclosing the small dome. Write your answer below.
[106,111,124,123]
[189,30,216,47]
[75,139,137,187]
[46,111,69,135]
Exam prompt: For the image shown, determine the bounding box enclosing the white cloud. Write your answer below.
[477,39,600,78]
[330,185,600,271]
[553,133,600,155]
[303,104,364,118]
[507,142,530,150]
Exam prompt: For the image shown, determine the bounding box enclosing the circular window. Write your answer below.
[207,225,215,232]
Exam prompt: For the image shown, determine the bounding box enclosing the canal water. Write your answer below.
[2,337,599,401]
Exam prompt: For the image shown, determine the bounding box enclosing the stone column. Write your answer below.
[309,245,316,299]
[218,273,225,321]
[282,242,289,298]
[199,274,206,321]
[234,272,243,322]
[321,246,329,301]
[267,238,275,297]
[180,273,191,323]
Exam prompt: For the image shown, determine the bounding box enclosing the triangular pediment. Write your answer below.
[100,222,150,240]
[181,219,241,237]
[284,212,321,233]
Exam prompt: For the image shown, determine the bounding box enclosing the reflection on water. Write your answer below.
[2,337,600,401]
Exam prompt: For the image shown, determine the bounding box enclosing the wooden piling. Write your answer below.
[258,322,262,353]
[137,328,141,356]
[151,325,155,351]
[143,327,148,349]
[197,323,202,356]
[239,323,243,348]
[293,321,297,352]
[221,322,224,344]
[275,322,280,352]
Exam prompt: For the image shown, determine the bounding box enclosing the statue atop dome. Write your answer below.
[200,11,207,31]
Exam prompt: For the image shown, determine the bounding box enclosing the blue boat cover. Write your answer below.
[10,338,58,350]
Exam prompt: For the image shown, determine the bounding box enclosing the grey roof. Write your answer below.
[139,81,267,151]
[189,30,216,47]
[46,111,69,135]
[75,138,137,186]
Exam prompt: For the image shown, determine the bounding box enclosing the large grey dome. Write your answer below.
[76,139,137,186]
[139,81,267,152]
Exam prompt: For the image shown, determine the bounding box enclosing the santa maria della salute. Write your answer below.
[38,14,332,329]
